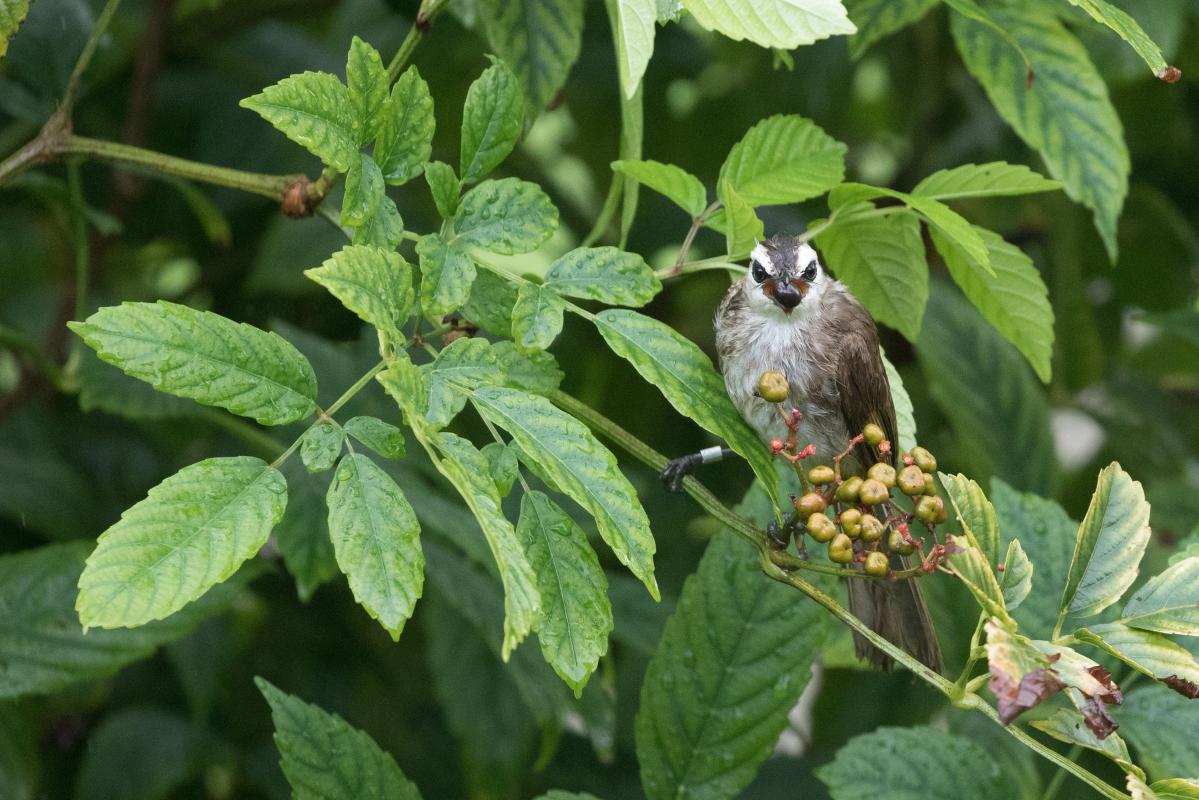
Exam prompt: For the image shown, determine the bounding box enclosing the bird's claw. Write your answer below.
[660,454,700,493]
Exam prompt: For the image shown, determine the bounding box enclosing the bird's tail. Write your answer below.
[846,554,942,673]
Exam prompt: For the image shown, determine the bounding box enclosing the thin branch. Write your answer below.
[61,0,125,111]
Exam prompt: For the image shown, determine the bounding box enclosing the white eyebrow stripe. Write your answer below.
[750,242,774,273]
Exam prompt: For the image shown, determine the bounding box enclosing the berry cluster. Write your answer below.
[757,372,949,578]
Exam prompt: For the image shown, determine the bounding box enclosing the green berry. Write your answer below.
[864,551,889,577]
[808,465,835,485]
[796,492,827,516]
[910,446,937,474]
[859,514,884,542]
[914,495,940,523]
[807,513,837,543]
[828,532,854,563]
[898,465,926,496]
[867,462,897,488]
[835,476,863,504]
[859,478,889,506]
[862,423,886,446]
[840,508,863,538]
[757,371,789,403]
[923,472,937,496]
[888,528,915,555]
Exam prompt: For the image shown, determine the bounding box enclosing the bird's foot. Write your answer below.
[660,454,701,493]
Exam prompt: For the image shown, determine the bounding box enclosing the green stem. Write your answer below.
[581,172,623,247]
[954,612,988,690]
[1039,744,1085,800]
[0,324,64,388]
[386,23,424,82]
[655,255,745,280]
[61,0,124,110]
[327,360,388,416]
[64,158,89,378]
[62,136,297,198]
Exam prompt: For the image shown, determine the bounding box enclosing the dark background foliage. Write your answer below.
[1,0,1197,797]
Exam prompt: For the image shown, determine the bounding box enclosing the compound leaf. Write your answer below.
[305,245,413,341]
[453,178,559,255]
[719,114,847,206]
[240,71,359,170]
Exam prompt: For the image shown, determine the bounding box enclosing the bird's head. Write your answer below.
[744,235,827,319]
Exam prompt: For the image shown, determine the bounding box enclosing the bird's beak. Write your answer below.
[765,277,805,313]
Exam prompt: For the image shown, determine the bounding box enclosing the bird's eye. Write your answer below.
[751,262,767,283]
[801,262,818,282]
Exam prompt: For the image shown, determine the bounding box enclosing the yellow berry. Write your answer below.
[914,495,940,523]
[796,492,827,516]
[757,371,789,403]
[828,532,854,563]
[898,465,926,496]
[808,465,835,485]
[923,472,937,496]
[911,446,937,474]
[836,476,863,504]
[867,462,897,488]
[862,423,886,446]
[859,514,885,542]
[807,513,837,543]
[859,478,889,506]
[889,528,915,555]
[840,508,863,538]
[864,551,889,577]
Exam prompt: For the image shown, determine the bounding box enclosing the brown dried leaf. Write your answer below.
[1163,674,1199,699]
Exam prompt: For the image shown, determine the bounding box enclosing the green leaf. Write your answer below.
[341,153,385,227]
[992,480,1077,639]
[609,0,657,98]
[459,59,524,185]
[462,270,519,336]
[1065,0,1176,80]
[912,161,1062,200]
[240,71,359,170]
[544,246,661,307]
[1118,686,1199,780]
[1001,539,1034,610]
[593,309,779,507]
[1030,708,1132,763]
[76,457,286,629]
[944,536,1008,622]
[950,5,1129,259]
[416,233,477,318]
[1074,623,1199,695]
[611,159,707,218]
[716,180,763,258]
[494,342,564,394]
[1059,462,1152,620]
[511,283,565,352]
[916,284,1054,493]
[453,178,559,255]
[844,0,938,60]
[718,114,847,206]
[880,348,917,453]
[1147,780,1199,800]
[482,441,520,496]
[817,726,1005,800]
[471,386,659,599]
[344,416,406,459]
[256,678,424,799]
[300,421,344,473]
[830,183,992,274]
[940,473,1000,564]
[0,0,31,59]
[941,0,1033,79]
[425,337,504,427]
[814,207,928,341]
[305,245,414,341]
[375,66,435,185]
[351,196,405,250]
[69,301,318,426]
[0,542,253,698]
[345,36,389,144]
[929,225,1054,383]
[681,0,856,49]
[1121,560,1198,643]
[478,0,585,118]
[424,161,460,218]
[327,452,424,640]
[636,483,832,800]
[517,491,613,695]
[429,432,541,659]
